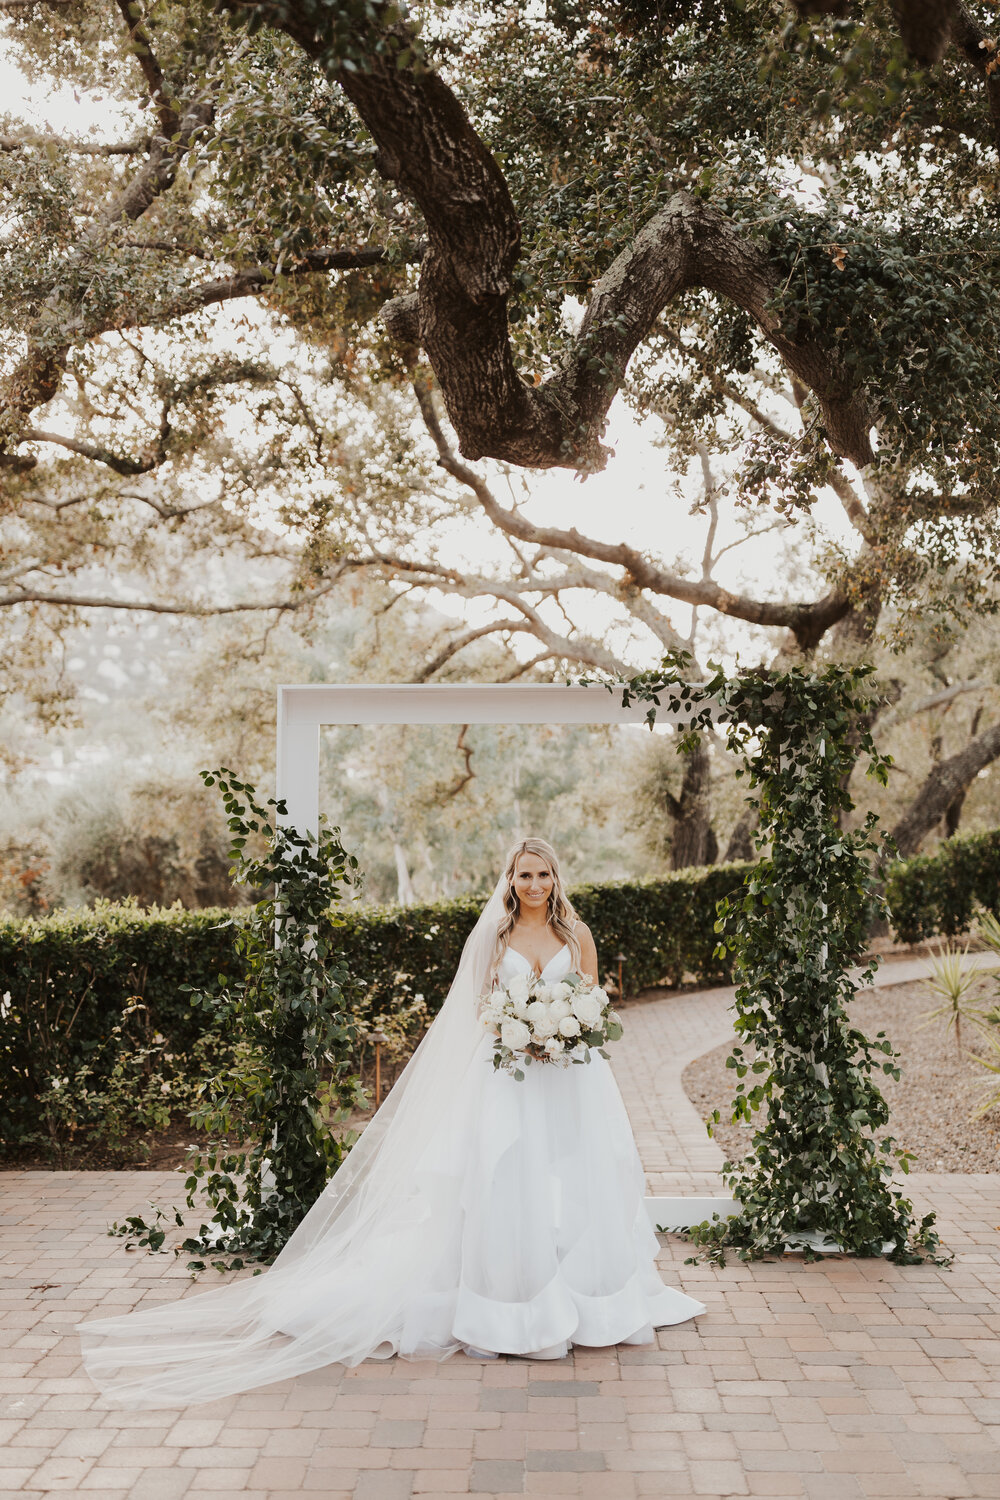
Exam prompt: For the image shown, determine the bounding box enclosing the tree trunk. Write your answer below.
[220,6,876,476]
[393,839,415,906]
[943,707,983,837]
[669,740,719,870]
[890,718,1000,857]
[724,810,757,863]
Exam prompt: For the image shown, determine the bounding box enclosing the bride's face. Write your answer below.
[512,854,554,914]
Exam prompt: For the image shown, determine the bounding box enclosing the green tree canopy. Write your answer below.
[3,0,1000,871]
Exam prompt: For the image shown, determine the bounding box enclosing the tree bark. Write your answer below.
[942,708,983,836]
[891,719,1000,857]
[221,4,875,476]
[667,740,719,870]
[724,810,757,863]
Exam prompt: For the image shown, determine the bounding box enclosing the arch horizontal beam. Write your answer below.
[277,681,711,728]
[275,681,717,838]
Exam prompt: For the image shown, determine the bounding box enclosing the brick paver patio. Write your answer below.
[2,961,998,1499]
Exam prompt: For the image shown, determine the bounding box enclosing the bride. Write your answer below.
[79,836,704,1407]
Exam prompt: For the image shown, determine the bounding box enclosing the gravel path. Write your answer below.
[683,974,1000,1173]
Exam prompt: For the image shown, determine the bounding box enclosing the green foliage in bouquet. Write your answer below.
[606,656,945,1266]
[111,770,364,1270]
[484,970,623,1080]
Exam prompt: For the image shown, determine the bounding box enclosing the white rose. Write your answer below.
[544,1036,564,1056]
[500,1018,531,1050]
[571,992,603,1027]
[549,982,572,1003]
[480,1006,500,1030]
[532,1012,558,1041]
[523,999,549,1024]
[558,1015,581,1038]
[548,997,571,1021]
[506,974,531,1003]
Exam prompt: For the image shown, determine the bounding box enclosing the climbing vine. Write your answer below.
[608,656,945,1264]
[111,770,364,1270]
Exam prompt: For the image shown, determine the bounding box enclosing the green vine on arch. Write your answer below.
[110,770,365,1271]
[606,656,946,1265]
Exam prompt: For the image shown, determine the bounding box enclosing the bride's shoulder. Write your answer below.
[572,918,593,939]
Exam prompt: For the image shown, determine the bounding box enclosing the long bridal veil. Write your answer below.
[78,877,508,1408]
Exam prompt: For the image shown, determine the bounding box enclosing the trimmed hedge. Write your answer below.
[3,830,998,1151]
[327,860,752,1025]
[0,865,750,1148]
[884,827,1000,944]
[0,903,238,1148]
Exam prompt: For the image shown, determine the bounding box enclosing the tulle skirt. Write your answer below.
[394,1032,705,1357]
[79,1033,704,1406]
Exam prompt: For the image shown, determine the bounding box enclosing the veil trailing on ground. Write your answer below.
[78,876,509,1408]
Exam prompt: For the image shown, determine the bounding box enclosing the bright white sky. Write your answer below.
[1,39,862,673]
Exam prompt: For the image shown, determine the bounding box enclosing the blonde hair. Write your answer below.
[488,837,581,985]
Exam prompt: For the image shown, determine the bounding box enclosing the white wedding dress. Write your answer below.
[79,910,703,1407]
[428,942,705,1356]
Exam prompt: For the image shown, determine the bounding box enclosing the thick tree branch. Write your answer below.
[115,0,180,141]
[413,375,850,650]
[21,428,162,476]
[890,717,1000,856]
[222,5,874,475]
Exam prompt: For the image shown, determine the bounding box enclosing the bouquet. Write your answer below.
[480,969,623,1080]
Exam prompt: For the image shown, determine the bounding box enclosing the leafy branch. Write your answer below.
[602,654,947,1266]
[111,770,364,1270]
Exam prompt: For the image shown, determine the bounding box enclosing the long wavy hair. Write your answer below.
[488,837,581,985]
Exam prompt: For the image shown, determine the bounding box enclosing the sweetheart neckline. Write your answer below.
[504,941,569,978]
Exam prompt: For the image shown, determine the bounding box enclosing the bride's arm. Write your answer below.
[575,922,599,985]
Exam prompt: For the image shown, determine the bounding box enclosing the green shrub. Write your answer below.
[885,828,1000,944]
[0,862,751,1159]
[569,863,751,992]
[5,826,996,1163]
[0,900,237,1156]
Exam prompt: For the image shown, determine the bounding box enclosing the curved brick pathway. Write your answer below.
[2,956,999,1500]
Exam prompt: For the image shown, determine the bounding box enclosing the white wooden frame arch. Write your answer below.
[275,681,737,1230]
[276,681,686,837]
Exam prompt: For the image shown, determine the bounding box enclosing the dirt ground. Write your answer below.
[683,976,1000,1173]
